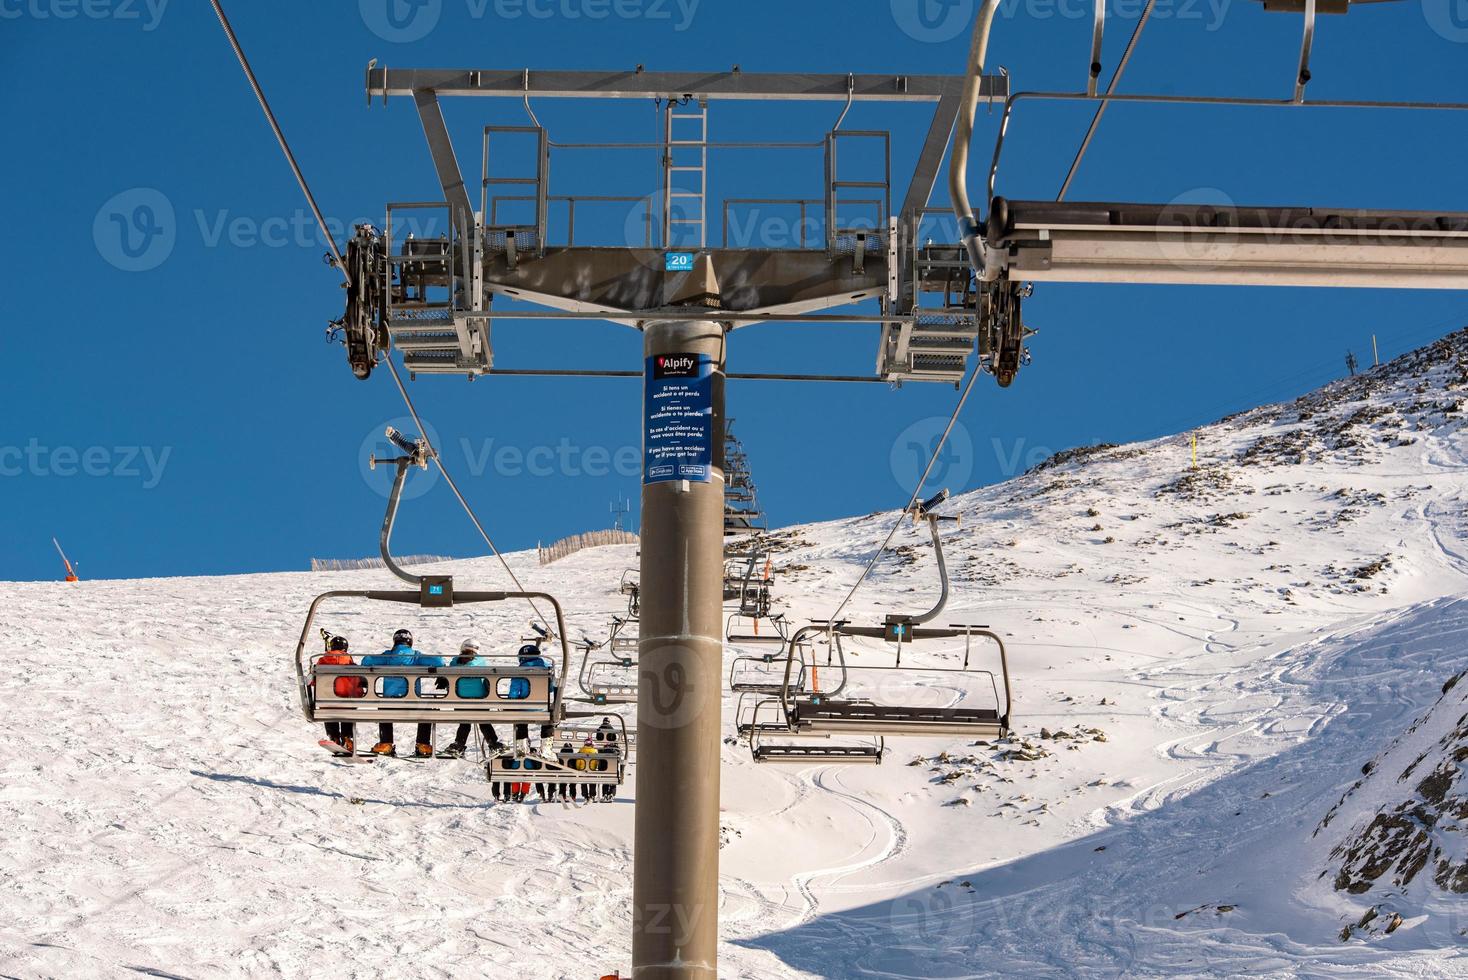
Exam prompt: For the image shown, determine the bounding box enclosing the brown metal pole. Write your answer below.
[633,318,726,979]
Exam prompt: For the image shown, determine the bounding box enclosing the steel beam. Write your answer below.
[899,93,964,221]
[413,90,475,238]
[990,199,1468,289]
[369,68,1008,103]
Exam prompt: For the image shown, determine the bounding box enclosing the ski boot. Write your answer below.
[371,742,396,757]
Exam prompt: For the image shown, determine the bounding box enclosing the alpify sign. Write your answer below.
[644,352,715,484]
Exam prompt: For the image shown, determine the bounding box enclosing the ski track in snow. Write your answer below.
[4,337,1468,977]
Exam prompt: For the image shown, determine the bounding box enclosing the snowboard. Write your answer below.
[318,739,374,763]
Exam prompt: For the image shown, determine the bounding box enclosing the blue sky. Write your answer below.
[2,0,1465,582]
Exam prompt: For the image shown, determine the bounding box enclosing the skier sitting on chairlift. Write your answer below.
[439,638,504,759]
[595,716,619,801]
[511,641,557,743]
[317,635,361,753]
[361,628,437,757]
[576,737,600,802]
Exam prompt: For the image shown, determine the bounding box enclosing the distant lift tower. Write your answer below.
[722,419,765,536]
[336,66,1009,979]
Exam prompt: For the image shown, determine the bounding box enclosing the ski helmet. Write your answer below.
[460,638,481,655]
[393,628,413,647]
[518,643,541,659]
[328,635,349,652]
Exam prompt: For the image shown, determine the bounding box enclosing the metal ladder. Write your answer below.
[662,100,708,249]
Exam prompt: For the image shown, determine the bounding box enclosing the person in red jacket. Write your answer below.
[318,635,362,753]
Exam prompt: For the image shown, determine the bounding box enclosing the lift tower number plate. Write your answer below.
[644,352,716,485]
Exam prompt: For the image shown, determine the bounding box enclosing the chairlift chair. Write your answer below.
[779,620,1011,738]
[619,568,641,618]
[745,693,884,765]
[730,632,813,695]
[576,617,641,705]
[486,711,630,796]
[750,489,1012,755]
[296,427,573,734]
[725,608,790,646]
[295,585,572,729]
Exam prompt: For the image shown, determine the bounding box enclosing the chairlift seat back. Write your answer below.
[312,664,556,724]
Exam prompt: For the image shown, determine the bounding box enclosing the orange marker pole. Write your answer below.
[52,538,79,583]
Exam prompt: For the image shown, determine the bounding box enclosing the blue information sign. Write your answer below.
[665,252,696,272]
[644,352,715,485]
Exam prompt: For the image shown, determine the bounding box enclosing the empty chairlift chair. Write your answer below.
[577,617,640,705]
[619,568,640,618]
[783,620,1011,737]
[729,629,813,695]
[746,489,1012,763]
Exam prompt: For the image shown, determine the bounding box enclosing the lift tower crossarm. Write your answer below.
[367,68,1009,102]
[367,69,1007,103]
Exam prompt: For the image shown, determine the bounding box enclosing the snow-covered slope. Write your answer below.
[2,331,1466,979]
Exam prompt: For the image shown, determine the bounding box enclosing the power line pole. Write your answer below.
[635,317,726,978]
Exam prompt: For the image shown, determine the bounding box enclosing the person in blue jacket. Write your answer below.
[511,642,557,741]
[361,628,437,757]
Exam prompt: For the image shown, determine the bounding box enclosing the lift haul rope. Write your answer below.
[1057,0,1156,202]
[209,0,350,288]
[209,0,551,633]
[827,360,983,626]
[379,353,553,633]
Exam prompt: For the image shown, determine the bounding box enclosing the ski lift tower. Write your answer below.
[337,64,1010,979]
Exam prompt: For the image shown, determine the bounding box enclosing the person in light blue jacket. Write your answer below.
[440,639,504,759]
[360,628,436,756]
